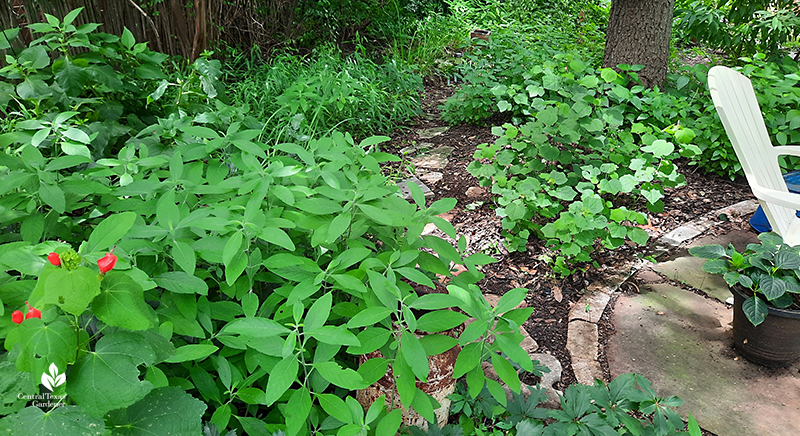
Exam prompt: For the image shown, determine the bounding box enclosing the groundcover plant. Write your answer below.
[0,9,541,436]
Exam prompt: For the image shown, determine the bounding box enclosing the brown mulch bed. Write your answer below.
[385,77,755,403]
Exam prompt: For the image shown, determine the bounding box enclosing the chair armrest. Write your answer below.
[771,145,800,159]
[752,184,800,210]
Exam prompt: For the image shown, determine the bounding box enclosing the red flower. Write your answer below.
[98,248,118,274]
[47,252,61,266]
[11,310,23,324]
[25,301,41,320]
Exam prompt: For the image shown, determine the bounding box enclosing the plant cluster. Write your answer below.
[445,36,698,273]
[664,55,800,178]
[411,373,702,436]
[690,232,800,326]
[229,44,422,143]
[0,10,541,435]
[674,0,800,59]
[442,28,800,270]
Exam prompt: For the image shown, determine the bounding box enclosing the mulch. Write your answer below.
[384,78,755,397]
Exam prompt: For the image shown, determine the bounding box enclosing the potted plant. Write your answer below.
[689,232,800,366]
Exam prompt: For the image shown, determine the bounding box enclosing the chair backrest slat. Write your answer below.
[708,65,797,237]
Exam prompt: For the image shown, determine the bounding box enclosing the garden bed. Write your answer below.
[384,78,755,391]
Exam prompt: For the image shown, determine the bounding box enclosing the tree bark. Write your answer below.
[602,0,675,89]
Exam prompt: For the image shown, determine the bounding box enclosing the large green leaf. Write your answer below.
[164,344,218,363]
[453,342,482,378]
[492,354,521,394]
[13,318,76,374]
[83,212,137,254]
[224,317,290,337]
[774,249,800,270]
[0,359,35,415]
[92,272,155,330]
[67,332,155,417]
[106,387,206,436]
[153,272,208,295]
[742,295,768,326]
[40,266,101,315]
[264,355,299,406]
[401,333,429,381]
[314,361,367,390]
[39,182,66,213]
[415,310,467,333]
[758,276,787,301]
[0,406,104,435]
[347,307,394,329]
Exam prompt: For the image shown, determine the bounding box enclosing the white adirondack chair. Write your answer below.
[708,65,800,245]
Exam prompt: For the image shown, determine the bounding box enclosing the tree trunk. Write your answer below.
[602,0,675,89]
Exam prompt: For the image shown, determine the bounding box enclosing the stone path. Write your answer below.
[601,200,800,436]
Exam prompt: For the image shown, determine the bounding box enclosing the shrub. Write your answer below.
[0,10,539,435]
[674,0,800,59]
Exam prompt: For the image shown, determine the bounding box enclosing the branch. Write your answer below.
[126,0,162,53]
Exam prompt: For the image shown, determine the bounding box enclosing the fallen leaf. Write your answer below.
[552,285,563,302]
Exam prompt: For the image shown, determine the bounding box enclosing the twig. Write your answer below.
[126,0,161,53]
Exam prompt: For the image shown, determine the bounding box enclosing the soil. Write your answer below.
[384,77,754,433]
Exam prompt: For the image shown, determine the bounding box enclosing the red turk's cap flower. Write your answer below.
[98,248,118,274]
[47,252,61,266]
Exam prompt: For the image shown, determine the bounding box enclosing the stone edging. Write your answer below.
[565,199,760,385]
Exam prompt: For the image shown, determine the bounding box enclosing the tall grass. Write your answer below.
[230,44,422,142]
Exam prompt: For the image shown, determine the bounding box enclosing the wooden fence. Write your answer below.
[0,0,214,60]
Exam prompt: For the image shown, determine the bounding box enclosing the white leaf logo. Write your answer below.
[41,363,66,391]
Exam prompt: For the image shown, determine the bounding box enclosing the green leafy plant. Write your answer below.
[689,232,800,326]
[0,9,538,435]
[415,373,698,436]
[674,0,800,59]
[455,48,695,274]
